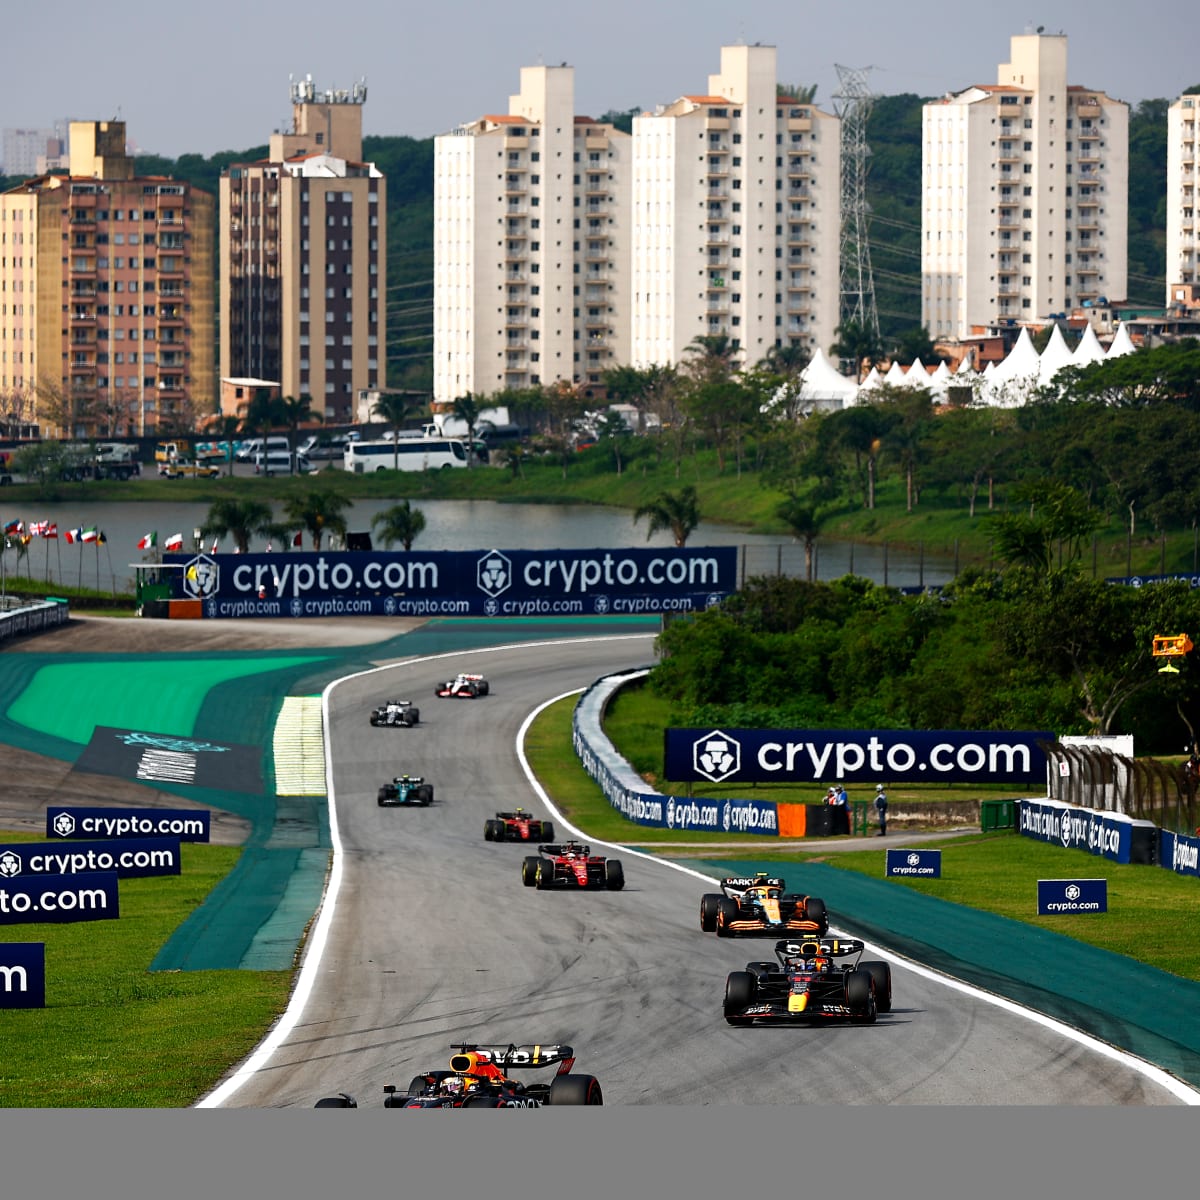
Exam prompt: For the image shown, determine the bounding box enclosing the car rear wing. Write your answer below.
[774,937,865,959]
[721,875,785,895]
[539,844,589,856]
[449,1043,575,1070]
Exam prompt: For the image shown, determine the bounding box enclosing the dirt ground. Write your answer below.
[0,613,425,842]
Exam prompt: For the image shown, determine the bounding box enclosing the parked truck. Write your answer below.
[93,442,142,480]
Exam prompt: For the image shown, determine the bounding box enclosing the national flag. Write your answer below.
[64,528,82,544]
[29,520,46,537]
[97,530,107,545]
[164,532,184,551]
[137,531,157,550]
[292,530,303,548]
[81,527,98,543]
[210,537,219,554]
[264,541,272,553]
[44,523,57,539]
[3,518,21,535]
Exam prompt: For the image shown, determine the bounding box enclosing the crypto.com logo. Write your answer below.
[0,850,22,879]
[1065,884,1081,901]
[477,551,512,598]
[182,555,219,600]
[52,813,76,837]
[693,730,741,783]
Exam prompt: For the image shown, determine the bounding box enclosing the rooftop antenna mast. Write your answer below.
[833,64,880,351]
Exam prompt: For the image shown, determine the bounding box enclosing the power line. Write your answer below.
[834,64,881,341]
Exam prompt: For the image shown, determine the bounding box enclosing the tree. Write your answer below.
[890,326,941,367]
[372,391,427,470]
[244,388,286,445]
[214,414,244,478]
[830,319,885,379]
[633,485,701,547]
[776,496,821,582]
[33,376,106,439]
[200,498,275,555]
[372,501,427,551]
[280,395,317,475]
[452,392,482,468]
[283,488,352,551]
[682,334,739,382]
[986,482,1103,574]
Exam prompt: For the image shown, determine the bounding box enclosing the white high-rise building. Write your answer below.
[434,46,841,403]
[631,44,841,371]
[434,65,632,403]
[1166,91,1199,305]
[922,32,1128,339]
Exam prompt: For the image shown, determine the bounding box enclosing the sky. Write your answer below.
[3,1,1197,161]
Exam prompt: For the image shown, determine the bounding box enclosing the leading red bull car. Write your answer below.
[314,1043,603,1108]
[520,841,624,891]
[699,872,828,937]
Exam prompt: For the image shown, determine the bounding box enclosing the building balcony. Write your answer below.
[705,116,730,131]
[1077,154,1102,167]
[505,293,529,306]
[585,137,609,152]
[505,228,528,240]
[1077,264,1101,275]
[706,209,730,223]
[706,276,730,291]
[997,152,1021,164]
[1076,102,1102,118]
[787,117,813,133]
[706,187,730,201]
[158,257,185,275]
[159,283,184,297]
[1076,194,1100,207]
[68,211,97,227]
[706,302,730,314]
[1077,128,1100,140]
[504,247,528,262]
[706,232,730,245]
[505,315,528,328]
[787,163,811,178]
[787,233,812,248]
[70,358,97,372]
[506,270,528,282]
[707,141,730,154]
[70,308,97,323]
[585,180,609,196]
[786,278,812,292]
[706,164,730,178]
[504,180,527,195]
[1077,220,1100,232]
[997,286,1019,298]
[584,270,609,282]
[505,136,529,150]
[706,257,730,271]
[585,288,608,303]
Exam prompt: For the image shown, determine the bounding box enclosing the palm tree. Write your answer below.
[372,392,427,470]
[372,501,427,551]
[244,388,286,444]
[452,391,483,468]
[280,394,317,475]
[201,498,275,555]
[776,496,821,582]
[283,487,352,551]
[830,319,884,380]
[633,485,701,547]
[682,333,739,382]
[214,414,243,478]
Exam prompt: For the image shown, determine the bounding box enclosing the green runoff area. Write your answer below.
[2,614,1199,1105]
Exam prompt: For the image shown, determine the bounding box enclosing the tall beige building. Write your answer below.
[631,44,841,370]
[0,120,215,437]
[434,65,632,403]
[220,79,385,423]
[1166,91,1199,304]
[922,32,1128,338]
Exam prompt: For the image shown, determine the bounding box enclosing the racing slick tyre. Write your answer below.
[484,820,496,841]
[605,860,625,891]
[549,1074,603,1106]
[845,969,877,1022]
[415,785,433,806]
[369,715,381,727]
[805,897,828,934]
[535,860,553,890]
[538,821,554,842]
[860,960,892,1013]
[522,857,541,886]
[377,787,392,806]
[746,961,775,982]
[715,897,740,937]
[700,893,722,932]
[314,1094,357,1108]
[404,1071,452,1102]
[724,971,757,1024]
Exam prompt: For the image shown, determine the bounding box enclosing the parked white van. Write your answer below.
[254,440,311,475]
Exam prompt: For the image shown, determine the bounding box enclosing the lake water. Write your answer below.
[0,497,958,594]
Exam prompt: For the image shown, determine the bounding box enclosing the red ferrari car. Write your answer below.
[521,841,624,891]
[485,808,555,842]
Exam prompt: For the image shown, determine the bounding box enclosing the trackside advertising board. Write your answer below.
[0,838,182,880]
[666,728,1054,785]
[162,546,738,619]
[1018,798,1157,865]
[1037,879,1108,915]
[1159,830,1200,878]
[886,849,942,878]
[0,943,45,1009]
[46,805,211,843]
[0,871,120,925]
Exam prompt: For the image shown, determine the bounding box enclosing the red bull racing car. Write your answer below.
[520,841,624,890]
[314,1043,603,1108]
[724,937,893,1026]
[435,672,490,698]
[699,873,828,937]
[377,774,434,807]
[485,808,555,842]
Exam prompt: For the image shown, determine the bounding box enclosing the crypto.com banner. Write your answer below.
[666,728,1054,785]
[163,547,737,619]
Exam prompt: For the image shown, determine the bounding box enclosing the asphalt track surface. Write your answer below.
[202,632,1194,1108]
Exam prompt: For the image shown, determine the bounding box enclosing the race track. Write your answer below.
[207,633,1192,1107]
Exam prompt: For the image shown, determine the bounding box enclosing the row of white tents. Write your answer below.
[793,321,1138,410]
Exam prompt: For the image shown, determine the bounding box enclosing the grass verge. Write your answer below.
[0,843,293,1108]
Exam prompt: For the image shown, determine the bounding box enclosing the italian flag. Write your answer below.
[137,531,157,550]
[164,532,184,551]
